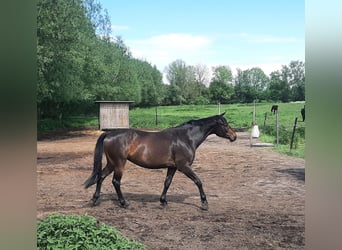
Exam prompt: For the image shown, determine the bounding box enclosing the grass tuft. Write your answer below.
[37,213,145,250]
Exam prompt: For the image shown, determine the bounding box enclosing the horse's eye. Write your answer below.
[218,119,227,125]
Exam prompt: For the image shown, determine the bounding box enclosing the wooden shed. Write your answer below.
[95,101,134,130]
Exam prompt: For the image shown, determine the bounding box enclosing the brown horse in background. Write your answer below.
[301,105,305,121]
[271,105,278,114]
[84,113,237,210]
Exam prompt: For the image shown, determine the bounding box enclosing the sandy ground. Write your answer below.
[37,129,305,249]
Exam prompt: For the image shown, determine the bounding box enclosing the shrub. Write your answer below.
[193,96,210,105]
[296,126,305,138]
[37,213,145,250]
[262,125,292,144]
[278,125,292,144]
[262,125,276,137]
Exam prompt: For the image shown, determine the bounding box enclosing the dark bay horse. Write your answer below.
[84,113,237,210]
[301,105,305,122]
[271,105,278,114]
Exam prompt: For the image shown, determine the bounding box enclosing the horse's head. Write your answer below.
[213,112,237,142]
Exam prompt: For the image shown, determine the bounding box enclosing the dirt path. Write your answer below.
[37,130,305,249]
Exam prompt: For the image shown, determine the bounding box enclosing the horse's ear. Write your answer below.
[220,112,226,116]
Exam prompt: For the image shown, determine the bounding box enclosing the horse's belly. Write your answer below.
[130,161,173,169]
[127,147,174,169]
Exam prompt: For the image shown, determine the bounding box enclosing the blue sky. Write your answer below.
[98,0,304,77]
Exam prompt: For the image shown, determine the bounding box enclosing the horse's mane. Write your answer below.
[176,115,220,128]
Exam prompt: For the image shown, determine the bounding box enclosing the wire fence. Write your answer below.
[260,111,305,150]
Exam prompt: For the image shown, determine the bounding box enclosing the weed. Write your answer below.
[37,213,145,250]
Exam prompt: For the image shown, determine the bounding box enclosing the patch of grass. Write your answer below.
[130,104,245,129]
[37,213,145,250]
[38,116,98,134]
[259,130,305,159]
[273,143,305,158]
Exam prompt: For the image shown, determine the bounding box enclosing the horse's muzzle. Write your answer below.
[228,135,237,142]
[227,130,237,142]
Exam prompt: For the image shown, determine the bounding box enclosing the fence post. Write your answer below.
[155,106,158,126]
[276,110,279,145]
[253,100,256,125]
[263,112,267,131]
[290,117,298,150]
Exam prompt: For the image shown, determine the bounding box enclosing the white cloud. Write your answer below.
[126,33,213,71]
[225,32,300,43]
[111,25,129,32]
[121,32,303,83]
[137,33,211,50]
[253,35,298,43]
[268,56,284,61]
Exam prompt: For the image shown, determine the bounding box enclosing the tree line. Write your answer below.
[165,59,305,105]
[37,0,305,120]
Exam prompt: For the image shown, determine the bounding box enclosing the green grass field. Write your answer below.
[129,102,305,129]
[37,102,305,158]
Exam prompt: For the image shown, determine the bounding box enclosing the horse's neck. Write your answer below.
[187,123,215,149]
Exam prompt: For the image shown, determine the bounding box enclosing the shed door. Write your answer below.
[99,103,129,129]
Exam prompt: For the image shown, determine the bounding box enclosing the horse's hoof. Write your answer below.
[201,201,209,211]
[90,198,100,207]
[119,200,129,208]
[160,201,168,209]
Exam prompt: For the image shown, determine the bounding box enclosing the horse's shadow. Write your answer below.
[276,168,305,182]
[87,192,201,209]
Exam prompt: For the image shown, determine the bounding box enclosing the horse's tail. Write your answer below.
[84,132,107,189]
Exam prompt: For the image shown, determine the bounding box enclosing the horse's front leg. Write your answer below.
[178,165,208,210]
[160,167,177,207]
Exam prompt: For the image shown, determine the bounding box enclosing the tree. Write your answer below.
[267,61,305,102]
[209,65,234,103]
[37,0,167,118]
[151,65,165,105]
[193,63,210,87]
[165,60,188,104]
[37,0,93,118]
[287,60,305,101]
[234,67,269,103]
[191,64,210,103]
[246,67,269,101]
[115,56,141,103]
[83,0,112,39]
[133,60,164,107]
[234,69,247,102]
[268,70,291,102]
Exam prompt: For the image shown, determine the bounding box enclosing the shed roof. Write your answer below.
[95,101,134,104]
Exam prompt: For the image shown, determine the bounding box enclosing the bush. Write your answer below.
[37,213,145,250]
[296,126,305,138]
[263,125,276,137]
[193,96,210,105]
[262,125,292,144]
[278,125,292,144]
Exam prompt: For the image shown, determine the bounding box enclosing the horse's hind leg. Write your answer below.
[91,164,114,206]
[112,164,129,208]
[160,167,177,207]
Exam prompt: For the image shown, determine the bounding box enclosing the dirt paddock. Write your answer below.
[37,129,305,249]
